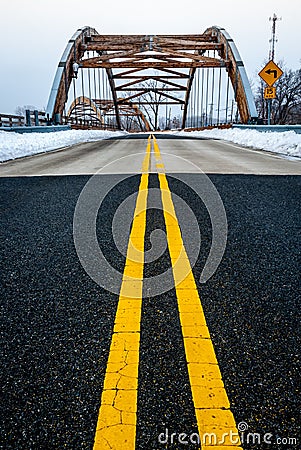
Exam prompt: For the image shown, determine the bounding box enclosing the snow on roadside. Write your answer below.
[1,127,301,162]
[178,128,301,158]
[0,129,128,162]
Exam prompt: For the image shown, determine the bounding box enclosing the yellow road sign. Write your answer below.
[259,60,283,86]
[264,86,276,99]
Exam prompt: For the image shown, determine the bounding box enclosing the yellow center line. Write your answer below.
[94,135,242,449]
[153,137,243,449]
[93,137,151,450]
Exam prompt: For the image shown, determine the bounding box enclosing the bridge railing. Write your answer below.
[0,114,24,128]
[24,110,47,127]
[0,110,48,129]
[66,116,120,131]
[183,123,233,132]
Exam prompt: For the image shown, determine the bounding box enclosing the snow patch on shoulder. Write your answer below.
[0,129,128,162]
[177,128,301,158]
[1,127,301,162]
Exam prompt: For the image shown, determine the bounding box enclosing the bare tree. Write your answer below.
[273,67,301,124]
[137,78,170,130]
[287,102,301,124]
[116,72,183,131]
[254,80,266,123]
[118,81,169,131]
[15,105,38,117]
[254,62,301,124]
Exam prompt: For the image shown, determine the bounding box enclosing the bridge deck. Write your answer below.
[1,135,300,448]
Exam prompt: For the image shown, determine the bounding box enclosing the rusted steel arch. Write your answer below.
[118,102,151,131]
[204,26,258,124]
[67,96,104,124]
[182,27,257,127]
[96,99,151,131]
[80,34,229,129]
[45,27,121,128]
[67,96,151,131]
[46,28,257,128]
[46,27,96,122]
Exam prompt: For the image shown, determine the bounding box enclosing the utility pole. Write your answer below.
[267,13,281,124]
[269,13,281,61]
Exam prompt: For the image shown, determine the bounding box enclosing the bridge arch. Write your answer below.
[67,96,151,131]
[46,27,121,127]
[204,26,257,123]
[67,96,104,126]
[46,27,258,129]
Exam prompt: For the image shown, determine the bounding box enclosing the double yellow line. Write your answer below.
[93,135,242,449]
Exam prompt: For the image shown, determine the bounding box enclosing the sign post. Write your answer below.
[259,60,283,125]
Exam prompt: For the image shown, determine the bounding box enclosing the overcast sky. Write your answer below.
[0,0,300,114]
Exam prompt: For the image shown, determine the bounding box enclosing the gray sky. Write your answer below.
[0,0,300,114]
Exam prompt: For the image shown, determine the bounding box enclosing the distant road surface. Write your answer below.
[1,133,301,176]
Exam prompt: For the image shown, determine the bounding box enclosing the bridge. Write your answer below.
[46,26,258,130]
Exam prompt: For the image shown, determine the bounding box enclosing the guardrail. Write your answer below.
[0,111,119,132]
[183,124,233,132]
[0,114,24,127]
[24,110,47,127]
[68,116,120,131]
[0,110,47,128]
[233,124,301,134]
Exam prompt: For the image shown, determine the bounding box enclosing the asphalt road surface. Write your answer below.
[0,134,300,450]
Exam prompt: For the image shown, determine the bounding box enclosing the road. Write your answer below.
[0,134,300,449]
[1,134,301,176]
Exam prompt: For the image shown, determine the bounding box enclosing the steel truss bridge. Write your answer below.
[46,26,258,131]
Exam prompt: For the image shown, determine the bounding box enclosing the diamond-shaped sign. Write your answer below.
[259,60,283,86]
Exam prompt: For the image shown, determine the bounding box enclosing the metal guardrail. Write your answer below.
[1,125,71,133]
[183,124,233,132]
[0,110,118,133]
[68,116,120,131]
[24,110,47,127]
[0,110,47,128]
[0,114,24,127]
[0,110,73,133]
[233,124,301,134]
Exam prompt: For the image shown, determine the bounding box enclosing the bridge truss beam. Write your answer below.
[67,96,151,132]
[46,28,258,129]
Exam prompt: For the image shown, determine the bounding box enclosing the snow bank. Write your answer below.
[1,127,301,163]
[0,129,127,162]
[178,128,301,158]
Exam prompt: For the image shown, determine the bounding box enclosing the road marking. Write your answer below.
[153,136,242,449]
[94,135,242,449]
[93,137,151,449]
